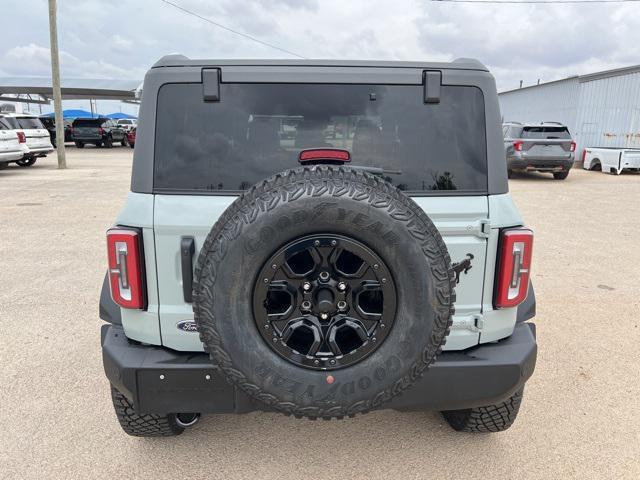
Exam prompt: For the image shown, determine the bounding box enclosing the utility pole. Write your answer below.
[48,0,66,169]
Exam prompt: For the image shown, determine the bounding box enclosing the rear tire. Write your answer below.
[121,137,128,147]
[110,385,185,437]
[75,141,84,148]
[104,136,114,148]
[16,157,36,167]
[442,388,524,433]
[553,171,569,180]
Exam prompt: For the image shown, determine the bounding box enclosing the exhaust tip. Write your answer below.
[175,412,200,428]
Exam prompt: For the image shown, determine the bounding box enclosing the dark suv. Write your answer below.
[503,121,576,180]
[100,56,537,437]
[39,116,72,147]
[71,117,126,148]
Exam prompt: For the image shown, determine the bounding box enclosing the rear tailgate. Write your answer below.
[22,128,51,148]
[520,126,573,160]
[73,126,102,140]
[153,195,489,352]
[622,149,640,169]
[0,129,21,153]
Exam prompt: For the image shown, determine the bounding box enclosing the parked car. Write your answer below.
[116,118,137,133]
[71,117,126,148]
[100,56,537,437]
[0,115,29,169]
[503,121,576,180]
[126,126,136,149]
[582,147,640,175]
[39,116,73,147]
[1,113,54,167]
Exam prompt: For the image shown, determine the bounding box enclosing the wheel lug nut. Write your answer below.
[337,301,347,311]
[331,240,337,246]
[271,264,277,270]
[330,359,336,365]
[303,282,312,291]
[337,282,347,291]
[319,271,330,282]
[314,240,320,247]
[263,278,269,284]
[320,312,329,321]
[301,301,311,311]
[381,278,387,284]
[374,264,379,270]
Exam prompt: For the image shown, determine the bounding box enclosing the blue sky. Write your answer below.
[2,0,639,115]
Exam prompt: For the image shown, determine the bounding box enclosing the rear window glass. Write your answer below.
[72,119,103,127]
[16,117,44,129]
[154,83,487,194]
[521,126,571,139]
[2,117,20,129]
[0,117,12,130]
[118,120,133,124]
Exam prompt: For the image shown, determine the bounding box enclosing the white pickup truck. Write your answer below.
[583,147,640,175]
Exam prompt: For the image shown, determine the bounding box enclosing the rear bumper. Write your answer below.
[508,156,574,172]
[24,145,54,157]
[102,322,537,415]
[0,150,24,162]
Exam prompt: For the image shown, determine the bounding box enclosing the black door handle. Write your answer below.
[181,237,195,303]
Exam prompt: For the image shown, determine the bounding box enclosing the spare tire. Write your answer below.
[193,166,455,419]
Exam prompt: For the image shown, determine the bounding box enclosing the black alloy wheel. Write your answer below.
[254,234,397,371]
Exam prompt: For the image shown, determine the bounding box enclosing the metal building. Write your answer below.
[499,65,640,156]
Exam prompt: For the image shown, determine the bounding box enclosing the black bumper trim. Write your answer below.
[99,272,121,325]
[102,322,537,415]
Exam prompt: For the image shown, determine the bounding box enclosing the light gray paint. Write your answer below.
[499,66,640,155]
[115,192,524,352]
[115,192,161,345]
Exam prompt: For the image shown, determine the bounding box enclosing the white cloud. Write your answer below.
[0,0,638,93]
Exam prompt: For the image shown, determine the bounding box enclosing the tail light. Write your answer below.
[299,148,351,164]
[570,141,576,152]
[494,227,533,309]
[513,141,523,152]
[107,228,146,309]
[17,131,26,143]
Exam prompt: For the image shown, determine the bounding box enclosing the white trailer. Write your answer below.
[583,147,640,175]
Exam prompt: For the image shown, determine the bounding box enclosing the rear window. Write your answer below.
[2,117,20,129]
[118,120,133,125]
[16,117,44,129]
[72,119,103,127]
[0,117,13,130]
[154,83,487,194]
[521,126,571,139]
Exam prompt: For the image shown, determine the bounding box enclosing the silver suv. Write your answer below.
[100,56,537,437]
[503,121,576,180]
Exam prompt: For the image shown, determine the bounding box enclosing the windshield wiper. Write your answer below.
[347,165,403,176]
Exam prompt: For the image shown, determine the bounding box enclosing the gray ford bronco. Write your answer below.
[101,56,537,436]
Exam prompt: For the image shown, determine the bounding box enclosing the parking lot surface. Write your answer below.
[1,148,639,479]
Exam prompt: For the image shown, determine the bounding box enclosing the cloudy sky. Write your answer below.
[2,0,639,115]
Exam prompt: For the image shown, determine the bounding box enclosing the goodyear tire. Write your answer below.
[193,167,455,419]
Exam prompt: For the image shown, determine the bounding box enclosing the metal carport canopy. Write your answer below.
[0,77,141,103]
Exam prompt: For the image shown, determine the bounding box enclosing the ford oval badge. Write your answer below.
[176,320,198,332]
